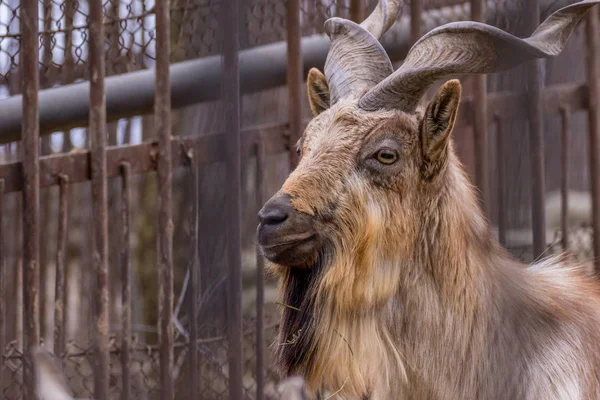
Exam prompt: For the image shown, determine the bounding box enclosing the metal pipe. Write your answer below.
[89,0,110,398]
[223,0,244,397]
[155,0,174,398]
[586,8,600,274]
[0,0,573,143]
[526,0,546,260]
[21,0,41,397]
[471,0,490,217]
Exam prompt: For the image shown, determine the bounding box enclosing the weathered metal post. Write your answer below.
[21,0,41,397]
[586,8,600,273]
[120,162,132,400]
[187,153,200,400]
[526,0,546,259]
[471,0,490,217]
[350,0,365,23]
[287,0,302,169]
[255,137,265,400]
[0,179,5,386]
[495,115,506,247]
[89,0,110,398]
[222,0,244,397]
[53,175,68,357]
[155,0,174,398]
[411,0,422,43]
[560,107,571,252]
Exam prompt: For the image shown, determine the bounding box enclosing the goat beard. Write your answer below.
[273,248,330,386]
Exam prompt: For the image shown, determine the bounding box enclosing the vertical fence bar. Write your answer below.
[21,0,40,397]
[525,0,546,259]
[89,0,110,398]
[222,0,244,397]
[287,0,302,170]
[0,179,4,385]
[119,163,131,400]
[63,0,75,151]
[40,0,53,346]
[410,0,422,44]
[495,115,506,247]
[471,0,490,216]
[255,137,265,400]
[586,9,600,273]
[349,0,364,23]
[187,153,199,400]
[54,176,68,356]
[560,107,570,252]
[155,0,174,398]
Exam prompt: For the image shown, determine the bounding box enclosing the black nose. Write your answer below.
[258,195,292,226]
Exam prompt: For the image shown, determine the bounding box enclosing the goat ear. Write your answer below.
[420,79,462,180]
[307,68,330,116]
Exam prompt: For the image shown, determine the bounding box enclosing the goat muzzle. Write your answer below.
[257,194,321,267]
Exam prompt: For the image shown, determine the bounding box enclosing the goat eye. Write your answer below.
[375,149,398,165]
[296,147,301,157]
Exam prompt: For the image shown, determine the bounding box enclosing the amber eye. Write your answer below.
[375,148,398,165]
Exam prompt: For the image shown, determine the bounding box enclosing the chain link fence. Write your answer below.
[0,0,532,99]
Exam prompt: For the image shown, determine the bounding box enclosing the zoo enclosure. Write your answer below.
[0,0,597,399]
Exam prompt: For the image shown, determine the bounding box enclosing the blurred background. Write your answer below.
[0,0,597,399]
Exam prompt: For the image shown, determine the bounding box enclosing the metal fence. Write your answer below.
[0,0,598,399]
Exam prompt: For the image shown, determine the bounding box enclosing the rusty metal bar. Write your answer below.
[53,175,68,356]
[41,0,53,91]
[411,0,422,43]
[255,137,265,400]
[349,0,365,23]
[471,0,490,217]
[155,0,174,398]
[0,179,4,384]
[187,151,200,400]
[223,0,244,396]
[21,0,40,397]
[287,0,302,169]
[494,115,506,247]
[120,162,131,400]
[63,0,75,86]
[525,0,546,259]
[0,122,289,194]
[89,0,110,398]
[39,0,53,345]
[586,9,600,274]
[560,107,570,252]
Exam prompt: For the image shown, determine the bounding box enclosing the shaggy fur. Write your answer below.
[264,78,600,400]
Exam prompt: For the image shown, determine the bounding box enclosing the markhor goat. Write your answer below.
[257,1,600,399]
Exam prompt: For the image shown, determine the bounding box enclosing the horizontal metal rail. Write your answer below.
[0,0,574,144]
[0,81,589,194]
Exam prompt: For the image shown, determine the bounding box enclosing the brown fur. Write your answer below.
[265,76,600,400]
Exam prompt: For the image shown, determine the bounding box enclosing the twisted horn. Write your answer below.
[324,0,400,104]
[358,0,600,112]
